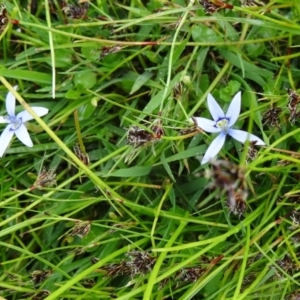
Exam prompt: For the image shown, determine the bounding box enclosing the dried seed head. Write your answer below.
[173,82,186,100]
[226,191,247,217]
[102,260,132,278]
[0,4,8,32]
[99,46,122,60]
[31,168,56,190]
[286,291,300,300]
[175,267,206,283]
[74,144,90,165]
[151,118,165,139]
[80,278,96,288]
[287,88,300,125]
[126,125,162,148]
[126,126,154,147]
[240,0,268,6]
[287,88,300,110]
[241,272,256,291]
[5,272,21,281]
[277,153,300,167]
[179,117,202,135]
[290,233,300,246]
[62,1,89,19]
[242,140,259,164]
[199,255,211,264]
[207,160,247,195]
[126,114,164,152]
[70,221,91,238]
[262,104,281,128]
[108,222,136,234]
[276,254,298,275]
[199,0,219,13]
[71,247,86,256]
[289,210,300,231]
[247,253,263,265]
[126,250,156,276]
[199,0,233,13]
[30,290,50,300]
[91,257,99,264]
[102,250,156,279]
[206,160,248,216]
[159,277,169,289]
[31,270,52,286]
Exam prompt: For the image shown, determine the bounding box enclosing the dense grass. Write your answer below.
[1,0,300,299]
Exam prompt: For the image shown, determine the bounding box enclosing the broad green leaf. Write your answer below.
[139,72,182,117]
[196,47,209,73]
[161,150,176,182]
[78,102,96,120]
[53,49,73,68]
[74,71,97,89]
[81,45,99,61]
[192,24,223,43]
[199,74,210,93]
[116,4,150,17]
[164,145,207,163]
[0,69,52,84]
[65,88,82,99]
[118,71,139,93]
[130,71,153,94]
[102,166,152,177]
[5,143,58,154]
[220,80,241,102]
[144,50,160,63]
[204,271,223,296]
[220,49,273,79]
[173,37,189,64]
[15,47,39,60]
[245,42,265,58]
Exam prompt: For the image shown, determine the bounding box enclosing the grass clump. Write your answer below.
[1,0,300,299]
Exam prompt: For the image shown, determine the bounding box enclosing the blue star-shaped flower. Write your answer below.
[0,86,49,157]
[192,92,265,164]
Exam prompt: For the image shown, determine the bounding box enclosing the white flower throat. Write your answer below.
[216,118,229,133]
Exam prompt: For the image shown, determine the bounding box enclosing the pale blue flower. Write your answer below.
[192,92,265,164]
[0,86,49,157]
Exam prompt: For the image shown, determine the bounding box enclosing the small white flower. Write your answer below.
[192,92,265,164]
[0,86,49,157]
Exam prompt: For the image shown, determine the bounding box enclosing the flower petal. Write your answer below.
[226,91,241,127]
[17,107,49,122]
[14,124,33,147]
[228,129,265,145]
[192,117,221,133]
[6,86,18,117]
[0,116,9,123]
[0,125,15,157]
[207,93,225,121]
[201,132,226,165]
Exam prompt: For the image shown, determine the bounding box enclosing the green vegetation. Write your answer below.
[1,0,300,299]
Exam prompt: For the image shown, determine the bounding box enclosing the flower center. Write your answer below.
[7,116,22,131]
[216,118,229,132]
